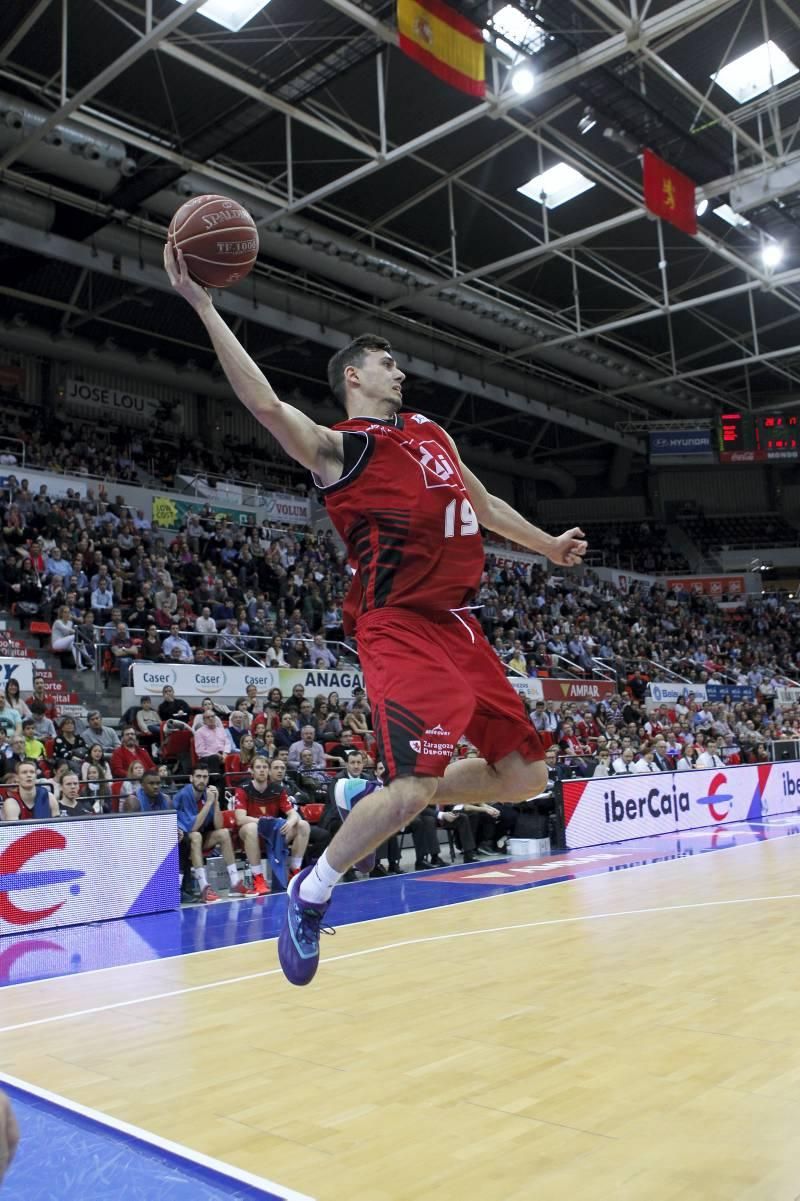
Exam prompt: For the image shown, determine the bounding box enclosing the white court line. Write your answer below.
[0,823,783,993]
[0,1070,316,1201]
[0,889,798,1036]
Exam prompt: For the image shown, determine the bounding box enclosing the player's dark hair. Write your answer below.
[327,334,392,406]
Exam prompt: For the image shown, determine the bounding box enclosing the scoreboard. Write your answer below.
[718,412,799,461]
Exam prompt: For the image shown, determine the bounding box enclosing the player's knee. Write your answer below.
[298,819,310,838]
[395,777,438,825]
[188,831,202,846]
[512,759,547,802]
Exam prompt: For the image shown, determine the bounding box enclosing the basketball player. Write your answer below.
[164,244,587,986]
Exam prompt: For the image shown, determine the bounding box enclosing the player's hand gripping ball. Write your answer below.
[167,194,259,288]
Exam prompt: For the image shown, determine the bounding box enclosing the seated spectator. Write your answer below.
[315,699,342,742]
[138,623,164,662]
[82,710,121,753]
[195,606,217,648]
[121,767,174,813]
[695,738,726,770]
[676,745,699,771]
[193,713,231,787]
[274,711,300,752]
[232,756,309,890]
[119,760,147,804]
[0,733,26,779]
[21,719,45,762]
[3,680,29,722]
[91,577,114,620]
[28,701,56,742]
[134,695,161,740]
[3,760,58,819]
[226,709,248,748]
[162,622,194,662]
[243,683,264,715]
[81,761,112,811]
[436,804,478,863]
[325,728,359,767]
[632,748,658,773]
[612,748,636,774]
[191,698,231,731]
[286,725,328,770]
[173,766,256,903]
[225,731,257,790]
[51,605,83,671]
[592,749,614,777]
[108,621,139,687]
[57,769,98,817]
[27,676,57,720]
[407,804,446,871]
[0,696,21,741]
[52,716,87,767]
[157,684,191,726]
[110,726,156,782]
[73,610,97,670]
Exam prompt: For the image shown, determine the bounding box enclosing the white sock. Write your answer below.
[226,863,240,886]
[298,851,340,904]
[193,866,208,890]
[251,864,264,878]
[290,857,303,870]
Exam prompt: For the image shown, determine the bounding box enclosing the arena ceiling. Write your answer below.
[0,0,799,490]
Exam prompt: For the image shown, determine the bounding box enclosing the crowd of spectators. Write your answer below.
[0,398,302,494]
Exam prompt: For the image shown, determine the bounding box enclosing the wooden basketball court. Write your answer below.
[0,833,798,1201]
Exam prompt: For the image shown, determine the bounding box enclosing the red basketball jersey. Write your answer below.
[317,413,484,629]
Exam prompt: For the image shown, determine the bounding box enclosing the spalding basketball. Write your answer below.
[168,194,259,288]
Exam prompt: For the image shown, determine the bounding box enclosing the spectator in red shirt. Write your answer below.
[110,725,156,782]
[232,756,309,889]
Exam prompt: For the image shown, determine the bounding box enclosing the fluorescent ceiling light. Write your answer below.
[711,40,798,104]
[696,198,708,217]
[712,203,751,228]
[487,4,547,59]
[175,0,271,32]
[517,163,595,209]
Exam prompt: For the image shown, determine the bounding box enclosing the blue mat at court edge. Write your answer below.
[0,1081,294,1201]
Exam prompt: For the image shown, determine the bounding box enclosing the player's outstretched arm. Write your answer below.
[453,446,587,568]
[164,243,342,476]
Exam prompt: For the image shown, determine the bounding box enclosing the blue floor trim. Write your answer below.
[0,818,796,989]
[0,1079,297,1201]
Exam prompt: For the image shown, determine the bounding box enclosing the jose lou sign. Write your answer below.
[130,664,364,700]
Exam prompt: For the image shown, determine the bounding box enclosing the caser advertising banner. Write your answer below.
[0,812,178,935]
[563,761,797,849]
[131,663,364,700]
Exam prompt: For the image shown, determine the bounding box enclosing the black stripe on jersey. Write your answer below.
[315,432,375,498]
[384,698,424,739]
[379,699,424,778]
[372,510,410,610]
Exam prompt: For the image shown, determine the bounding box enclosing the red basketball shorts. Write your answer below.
[356,606,544,781]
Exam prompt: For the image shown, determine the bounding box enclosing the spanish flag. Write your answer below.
[397,0,486,97]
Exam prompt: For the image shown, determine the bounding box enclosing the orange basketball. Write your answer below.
[168,194,259,288]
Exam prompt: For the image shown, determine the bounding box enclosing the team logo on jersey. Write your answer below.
[415,441,458,490]
[410,414,429,424]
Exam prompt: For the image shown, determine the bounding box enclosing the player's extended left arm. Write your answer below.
[460,461,586,568]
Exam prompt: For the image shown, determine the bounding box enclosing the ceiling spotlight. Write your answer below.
[762,241,783,268]
[696,198,708,217]
[511,67,535,95]
[578,106,596,135]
